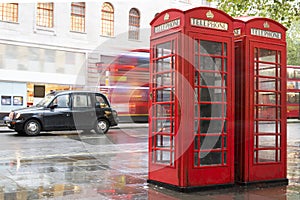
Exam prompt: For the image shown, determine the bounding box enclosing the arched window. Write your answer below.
[71,2,85,32]
[0,3,18,23]
[36,3,54,28]
[128,8,140,40]
[101,2,114,37]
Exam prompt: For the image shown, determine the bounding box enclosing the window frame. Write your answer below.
[70,2,85,32]
[128,8,140,40]
[51,94,70,108]
[0,3,18,23]
[72,93,92,108]
[101,2,114,37]
[95,93,109,108]
[36,2,54,28]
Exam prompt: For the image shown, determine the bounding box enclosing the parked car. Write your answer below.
[4,90,119,136]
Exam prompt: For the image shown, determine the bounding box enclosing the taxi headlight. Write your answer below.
[15,113,21,119]
[9,112,14,120]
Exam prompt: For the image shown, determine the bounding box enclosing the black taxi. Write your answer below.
[4,91,119,136]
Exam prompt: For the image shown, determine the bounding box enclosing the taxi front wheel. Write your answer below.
[24,119,41,136]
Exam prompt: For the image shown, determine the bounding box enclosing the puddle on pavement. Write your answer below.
[67,155,97,161]
[0,153,150,199]
[0,171,147,200]
[96,175,147,199]
[0,139,298,199]
[67,130,147,146]
[76,164,109,171]
[287,146,300,185]
[0,184,81,200]
[97,185,146,199]
[67,133,114,146]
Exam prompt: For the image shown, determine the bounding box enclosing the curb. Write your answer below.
[0,123,149,133]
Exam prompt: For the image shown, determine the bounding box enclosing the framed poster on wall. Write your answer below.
[13,96,23,106]
[1,96,11,105]
[34,85,45,98]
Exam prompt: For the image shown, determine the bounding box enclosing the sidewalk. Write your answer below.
[0,119,298,133]
[0,122,299,199]
[114,122,148,129]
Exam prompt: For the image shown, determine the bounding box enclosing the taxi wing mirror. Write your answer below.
[49,104,58,109]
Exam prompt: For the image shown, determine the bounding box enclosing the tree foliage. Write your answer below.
[287,20,300,65]
[211,0,300,65]
[211,0,299,28]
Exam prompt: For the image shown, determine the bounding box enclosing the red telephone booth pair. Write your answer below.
[148,7,287,192]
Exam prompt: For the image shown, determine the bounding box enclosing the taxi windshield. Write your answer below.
[36,93,55,107]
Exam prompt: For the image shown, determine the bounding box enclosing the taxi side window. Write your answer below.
[72,94,92,108]
[52,94,70,108]
[95,94,109,108]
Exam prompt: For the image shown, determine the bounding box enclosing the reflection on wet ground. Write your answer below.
[0,127,149,199]
[0,152,148,200]
[0,125,299,199]
[287,143,300,185]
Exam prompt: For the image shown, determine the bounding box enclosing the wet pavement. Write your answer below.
[0,122,299,199]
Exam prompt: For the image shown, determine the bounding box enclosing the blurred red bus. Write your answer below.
[287,65,300,119]
[97,49,150,122]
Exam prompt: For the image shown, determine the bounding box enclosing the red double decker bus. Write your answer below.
[97,49,150,122]
[287,65,300,118]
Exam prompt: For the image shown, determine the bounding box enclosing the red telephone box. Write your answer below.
[234,17,288,185]
[148,7,235,191]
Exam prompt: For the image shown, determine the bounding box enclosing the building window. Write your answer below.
[36,3,53,28]
[101,2,114,37]
[0,3,18,23]
[128,8,140,40]
[71,2,85,32]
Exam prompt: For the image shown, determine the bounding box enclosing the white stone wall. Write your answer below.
[0,82,27,113]
[1,1,212,56]
[0,0,212,113]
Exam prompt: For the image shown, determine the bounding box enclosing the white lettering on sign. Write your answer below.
[190,18,228,31]
[154,19,180,33]
[250,28,282,39]
[234,28,241,36]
